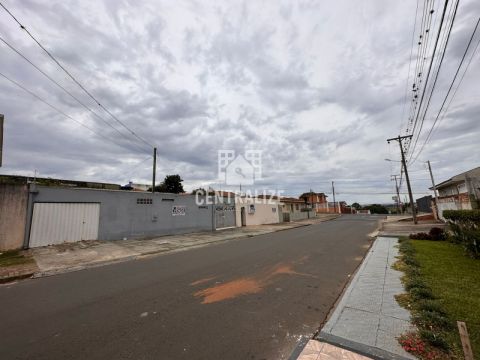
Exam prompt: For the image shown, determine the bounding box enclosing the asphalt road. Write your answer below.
[0,215,380,360]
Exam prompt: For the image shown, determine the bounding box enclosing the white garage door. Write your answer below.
[29,203,100,248]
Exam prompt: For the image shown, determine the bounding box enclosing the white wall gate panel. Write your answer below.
[29,203,100,247]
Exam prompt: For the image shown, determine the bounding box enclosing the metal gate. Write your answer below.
[29,203,100,247]
[215,205,236,229]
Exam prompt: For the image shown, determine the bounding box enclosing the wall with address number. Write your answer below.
[23,185,215,246]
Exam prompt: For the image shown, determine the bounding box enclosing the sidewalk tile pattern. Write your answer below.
[321,237,415,359]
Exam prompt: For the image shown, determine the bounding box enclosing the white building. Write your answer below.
[234,196,282,226]
[430,166,480,219]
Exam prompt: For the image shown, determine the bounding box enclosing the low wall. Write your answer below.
[289,210,316,221]
[26,186,214,246]
[0,184,28,250]
[437,196,472,220]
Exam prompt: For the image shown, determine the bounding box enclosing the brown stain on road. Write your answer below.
[194,278,263,304]
[192,257,315,304]
[190,276,217,286]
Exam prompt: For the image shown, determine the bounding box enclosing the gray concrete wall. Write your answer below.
[290,210,316,222]
[27,186,214,245]
[0,184,28,250]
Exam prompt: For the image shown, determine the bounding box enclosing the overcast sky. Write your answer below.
[0,0,478,204]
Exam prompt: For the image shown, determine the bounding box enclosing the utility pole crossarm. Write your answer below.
[386,135,413,142]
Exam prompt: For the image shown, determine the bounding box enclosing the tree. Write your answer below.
[191,188,206,195]
[363,204,389,214]
[150,174,184,193]
[191,188,215,195]
[351,202,361,210]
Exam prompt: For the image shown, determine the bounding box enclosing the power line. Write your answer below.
[408,0,459,163]
[0,1,155,150]
[430,33,480,140]
[0,71,144,152]
[0,35,151,154]
[408,0,450,154]
[406,0,435,136]
[400,0,420,133]
[123,155,154,180]
[411,17,480,163]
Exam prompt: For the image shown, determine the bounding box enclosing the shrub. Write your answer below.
[396,239,453,358]
[409,228,446,241]
[413,310,452,331]
[410,232,431,240]
[443,209,480,222]
[416,299,447,315]
[418,329,450,351]
[429,227,446,241]
[404,256,420,267]
[443,210,480,258]
[410,287,435,300]
[405,277,428,291]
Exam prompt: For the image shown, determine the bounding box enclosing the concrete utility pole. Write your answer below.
[332,181,337,213]
[426,160,439,219]
[0,114,4,167]
[387,135,417,224]
[152,147,157,193]
[391,174,402,214]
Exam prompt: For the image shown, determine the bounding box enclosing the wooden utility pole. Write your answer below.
[391,175,401,214]
[426,160,439,219]
[387,135,417,224]
[152,147,157,193]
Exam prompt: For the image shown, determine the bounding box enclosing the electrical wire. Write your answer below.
[0,35,151,154]
[123,155,154,180]
[0,70,146,152]
[407,0,434,134]
[0,1,155,150]
[408,0,459,163]
[430,34,480,140]
[400,0,420,133]
[408,0,450,153]
[411,17,480,163]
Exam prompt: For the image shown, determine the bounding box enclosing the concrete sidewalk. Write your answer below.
[293,237,415,360]
[1,214,339,282]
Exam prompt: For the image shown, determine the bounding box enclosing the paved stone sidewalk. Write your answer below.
[317,237,415,359]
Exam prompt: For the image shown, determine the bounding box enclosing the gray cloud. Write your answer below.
[0,0,478,204]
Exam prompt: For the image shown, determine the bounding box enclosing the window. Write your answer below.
[137,198,153,205]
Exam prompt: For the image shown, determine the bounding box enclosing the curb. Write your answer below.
[287,336,310,360]
[0,272,35,284]
[316,332,413,360]
[31,254,140,279]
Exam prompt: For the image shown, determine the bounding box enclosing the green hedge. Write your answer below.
[443,210,480,258]
[443,209,480,222]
